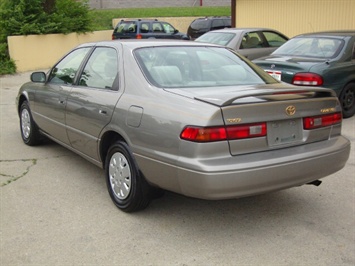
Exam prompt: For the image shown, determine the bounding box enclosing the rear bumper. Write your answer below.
[175,136,351,199]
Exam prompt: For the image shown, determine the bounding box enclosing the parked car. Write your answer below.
[253,31,355,118]
[17,40,350,212]
[112,19,189,40]
[195,28,289,60]
[187,16,231,40]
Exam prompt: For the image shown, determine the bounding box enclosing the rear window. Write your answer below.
[115,22,137,33]
[190,19,210,30]
[263,31,288,47]
[134,46,277,88]
[195,32,235,46]
[223,19,231,27]
[274,37,344,58]
[211,19,225,30]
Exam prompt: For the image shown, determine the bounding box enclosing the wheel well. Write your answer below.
[17,95,28,115]
[344,80,355,88]
[100,131,126,169]
[339,80,355,96]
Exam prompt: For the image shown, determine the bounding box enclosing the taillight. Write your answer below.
[180,123,267,142]
[292,73,323,86]
[136,34,142,39]
[227,123,266,139]
[180,126,227,142]
[303,112,342,129]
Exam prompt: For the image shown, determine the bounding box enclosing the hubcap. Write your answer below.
[109,152,131,200]
[343,88,354,111]
[21,109,31,139]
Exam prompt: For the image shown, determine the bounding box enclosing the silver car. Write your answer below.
[195,28,288,60]
[17,40,350,212]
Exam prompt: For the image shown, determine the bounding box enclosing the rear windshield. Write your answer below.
[223,19,231,27]
[114,22,137,33]
[195,32,235,46]
[134,46,277,88]
[190,20,210,30]
[273,37,344,58]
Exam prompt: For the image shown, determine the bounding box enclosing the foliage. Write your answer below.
[0,42,16,75]
[50,0,93,34]
[0,0,92,75]
[0,0,92,36]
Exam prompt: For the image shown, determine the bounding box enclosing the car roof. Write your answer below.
[205,27,281,34]
[78,39,221,50]
[295,31,355,38]
[119,19,159,22]
[194,16,231,20]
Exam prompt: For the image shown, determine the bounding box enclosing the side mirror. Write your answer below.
[174,29,179,34]
[31,72,46,83]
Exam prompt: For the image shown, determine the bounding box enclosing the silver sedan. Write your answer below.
[16,40,350,212]
[195,28,288,60]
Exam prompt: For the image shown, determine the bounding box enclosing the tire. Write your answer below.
[339,82,355,118]
[105,141,151,212]
[20,101,41,146]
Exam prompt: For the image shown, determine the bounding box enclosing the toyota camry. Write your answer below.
[17,40,350,212]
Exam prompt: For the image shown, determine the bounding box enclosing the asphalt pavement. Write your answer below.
[1,71,354,265]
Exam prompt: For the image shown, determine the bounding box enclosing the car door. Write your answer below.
[237,31,265,60]
[65,46,122,161]
[161,22,180,39]
[151,22,165,39]
[33,47,91,145]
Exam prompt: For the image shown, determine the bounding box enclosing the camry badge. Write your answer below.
[286,105,296,116]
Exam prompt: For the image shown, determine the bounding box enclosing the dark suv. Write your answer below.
[187,16,231,40]
[112,19,189,40]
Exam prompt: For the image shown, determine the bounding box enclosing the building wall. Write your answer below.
[8,30,112,72]
[235,0,355,38]
[89,0,230,9]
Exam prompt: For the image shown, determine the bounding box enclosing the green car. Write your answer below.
[254,31,355,118]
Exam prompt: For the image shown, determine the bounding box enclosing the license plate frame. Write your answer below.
[265,70,282,81]
[267,119,303,146]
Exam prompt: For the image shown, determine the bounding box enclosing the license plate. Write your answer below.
[267,119,302,146]
[266,70,281,81]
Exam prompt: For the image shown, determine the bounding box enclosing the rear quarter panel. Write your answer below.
[105,50,225,187]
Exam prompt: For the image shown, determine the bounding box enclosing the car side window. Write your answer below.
[263,31,288,47]
[152,23,164,33]
[140,23,149,33]
[79,47,118,90]
[240,32,262,49]
[48,47,91,84]
[162,22,176,33]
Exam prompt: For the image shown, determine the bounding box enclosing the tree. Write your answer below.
[0,0,93,74]
[0,0,92,37]
[43,0,56,14]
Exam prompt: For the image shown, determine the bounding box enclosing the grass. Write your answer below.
[90,6,231,30]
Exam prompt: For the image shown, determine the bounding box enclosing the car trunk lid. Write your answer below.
[253,56,328,83]
[169,84,341,156]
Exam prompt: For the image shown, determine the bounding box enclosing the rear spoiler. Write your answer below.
[194,87,336,107]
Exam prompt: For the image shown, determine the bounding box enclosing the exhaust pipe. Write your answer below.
[307,180,322,186]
